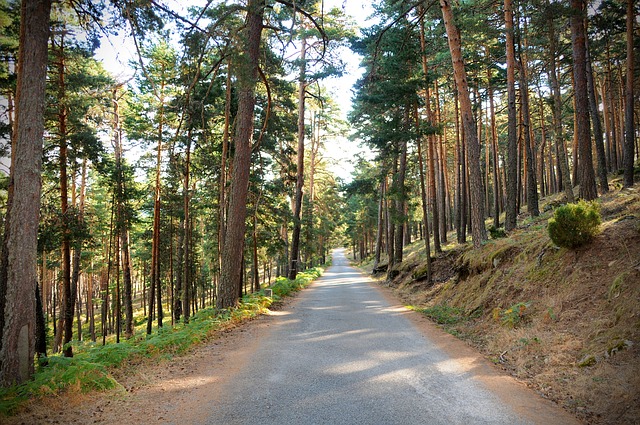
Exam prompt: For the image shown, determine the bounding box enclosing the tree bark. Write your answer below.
[547,7,574,203]
[0,0,51,385]
[182,135,191,324]
[394,138,407,265]
[440,0,486,247]
[55,32,75,358]
[504,0,519,231]
[487,61,500,228]
[571,0,598,200]
[415,106,432,283]
[218,0,264,308]
[518,51,539,217]
[372,178,385,273]
[622,0,635,187]
[289,35,306,280]
[585,33,609,192]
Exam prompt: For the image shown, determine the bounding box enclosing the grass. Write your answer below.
[0,267,324,417]
[411,304,467,325]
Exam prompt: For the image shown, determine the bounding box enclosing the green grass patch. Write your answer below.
[0,267,324,417]
[412,304,466,325]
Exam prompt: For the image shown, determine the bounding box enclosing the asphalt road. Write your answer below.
[205,248,579,425]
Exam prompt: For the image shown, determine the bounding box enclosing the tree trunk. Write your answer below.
[585,34,609,192]
[487,62,500,228]
[440,0,486,247]
[0,0,51,385]
[418,13,440,252]
[147,98,163,333]
[504,0,519,231]
[289,35,306,281]
[372,178,385,273]
[571,0,598,200]
[72,160,88,342]
[112,88,134,338]
[182,135,192,324]
[604,44,619,172]
[56,34,75,358]
[394,138,407,265]
[218,61,232,276]
[622,0,635,187]
[416,106,432,283]
[518,51,539,217]
[218,0,264,308]
[547,8,574,203]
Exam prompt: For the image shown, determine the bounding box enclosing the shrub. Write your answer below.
[547,200,601,248]
[416,304,465,325]
[493,302,531,328]
[488,225,507,239]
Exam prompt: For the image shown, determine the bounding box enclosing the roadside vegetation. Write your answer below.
[352,182,639,425]
[0,268,323,417]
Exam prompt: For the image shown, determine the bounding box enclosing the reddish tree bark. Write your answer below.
[218,0,265,308]
[0,0,52,385]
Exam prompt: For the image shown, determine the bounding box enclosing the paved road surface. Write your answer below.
[205,248,579,425]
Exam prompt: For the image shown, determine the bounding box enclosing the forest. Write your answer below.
[0,0,637,406]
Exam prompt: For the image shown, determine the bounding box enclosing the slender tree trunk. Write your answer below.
[55,35,75,358]
[394,138,407,265]
[182,135,191,324]
[386,159,397,280]
[218,0,264,308]
[585,32,609,192]
[455,91,467,243]
[72,160,87,343]
[487,63,500,228]
[252,213,259,292]
[518,52,539,217]
[504,0,519,231]
[372,178,385,273]
[147,98,164,333]
[440,0,486,247]
[89,271,95,342]
[605,45,619,172]
[434,80,449,240]
[289,36,306,280]
[571,0,598,200]
[418,12,441,252]
[547,11,574,202]
[622,0,635,187]
[218,61,232,275]
[112,89,134,338]
[416,107,432,283]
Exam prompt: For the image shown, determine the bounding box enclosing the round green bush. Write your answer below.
[547,200,601,248]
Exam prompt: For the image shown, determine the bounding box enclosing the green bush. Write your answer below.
[488,225,507,239]
[547,200,601,248]
[416,304,465,325]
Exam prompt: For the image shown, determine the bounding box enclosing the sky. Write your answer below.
[95,0,375,182]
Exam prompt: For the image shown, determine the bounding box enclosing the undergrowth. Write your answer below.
[0,267,323,417]
[412,304,467,325]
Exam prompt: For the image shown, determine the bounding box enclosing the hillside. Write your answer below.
[356,184,640,425]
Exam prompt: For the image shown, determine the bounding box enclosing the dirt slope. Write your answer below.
[364,186,640,425]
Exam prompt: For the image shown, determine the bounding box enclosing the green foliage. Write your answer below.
[488,225,507,239]
[493,302,531,328]
[547,201,601,248]
[269,267,322,298]
[415,304,465,325]
[0,267,324,417]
